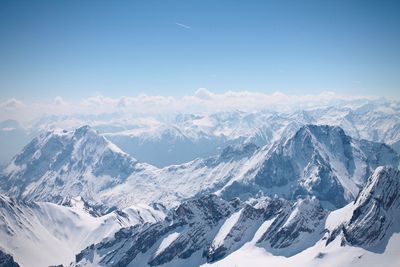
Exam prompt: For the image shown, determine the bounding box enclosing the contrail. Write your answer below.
[175,22,191,29]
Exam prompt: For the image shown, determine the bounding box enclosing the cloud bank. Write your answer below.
[0,89,382,125]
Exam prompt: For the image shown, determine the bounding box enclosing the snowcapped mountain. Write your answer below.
[1,124,398,211]
[1,119,399,266]
[256,197,328,256]
[76,195,242,267]
[104,123,228,168]
[101,110,313,167]
[72,166,400,267]
[1,125,264,209]
[328,166,400,249]
[0,194,165,267]
[0,125,156,211]
[219,125,399,208]
[100,141,260,208]
[74,195,250,267]
[101,102,400,167]
[80,101,400,167]
[2,100,398,167]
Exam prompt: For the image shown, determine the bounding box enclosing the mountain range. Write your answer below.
[74,166,400,267]
[1,124,397,211]
[1,101,400,167]
[0,106,399,267]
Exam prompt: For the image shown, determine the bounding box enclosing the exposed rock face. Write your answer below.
[75,196,294,266]
[342,166,400,248]
[247,125,399,208]
[2,124,398,212]
[75,195,237,267]
[206,198,286,262]
[0,126,141,210]
[73,166,400,266]
[0,98,400,267]
[0,250,20,267]
[0,193,164,267]
[2,166,400,267]
[256,197,328,256]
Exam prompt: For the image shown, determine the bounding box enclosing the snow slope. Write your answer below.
[1,125,398,211]
[204,166,400,267]
[74,166,400,267]
[0,128,261,209]
[0,125,157,211]
[0,194,165,267]
[219,124,399,208]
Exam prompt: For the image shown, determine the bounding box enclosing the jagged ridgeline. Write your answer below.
[75,167,400,266]
[1,125,398,210]
[2,103,400,168]
[0,123,399,267]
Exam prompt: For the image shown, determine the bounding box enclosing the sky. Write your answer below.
[0,0,400,102]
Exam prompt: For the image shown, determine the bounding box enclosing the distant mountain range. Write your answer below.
[0,102,399,267]
[1,101,400,167]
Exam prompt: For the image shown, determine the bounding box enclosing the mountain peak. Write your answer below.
[73,125,96,137]
[45,125,100,141]
[247,124,400,208]
[296,124,346,139]
[329,166,400,249]
[284,124,350,154]
[354,166,400,209]
[0,126,138,208]
[257,196,327,256]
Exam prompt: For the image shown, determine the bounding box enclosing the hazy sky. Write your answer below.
[0,0,399,101]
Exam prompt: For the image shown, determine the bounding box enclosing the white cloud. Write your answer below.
[0,89,381,126]
[194,88,213,100]
[54,96,67,106]
[0,98,25,109]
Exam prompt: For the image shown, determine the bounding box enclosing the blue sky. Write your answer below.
[0,0,399,101]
